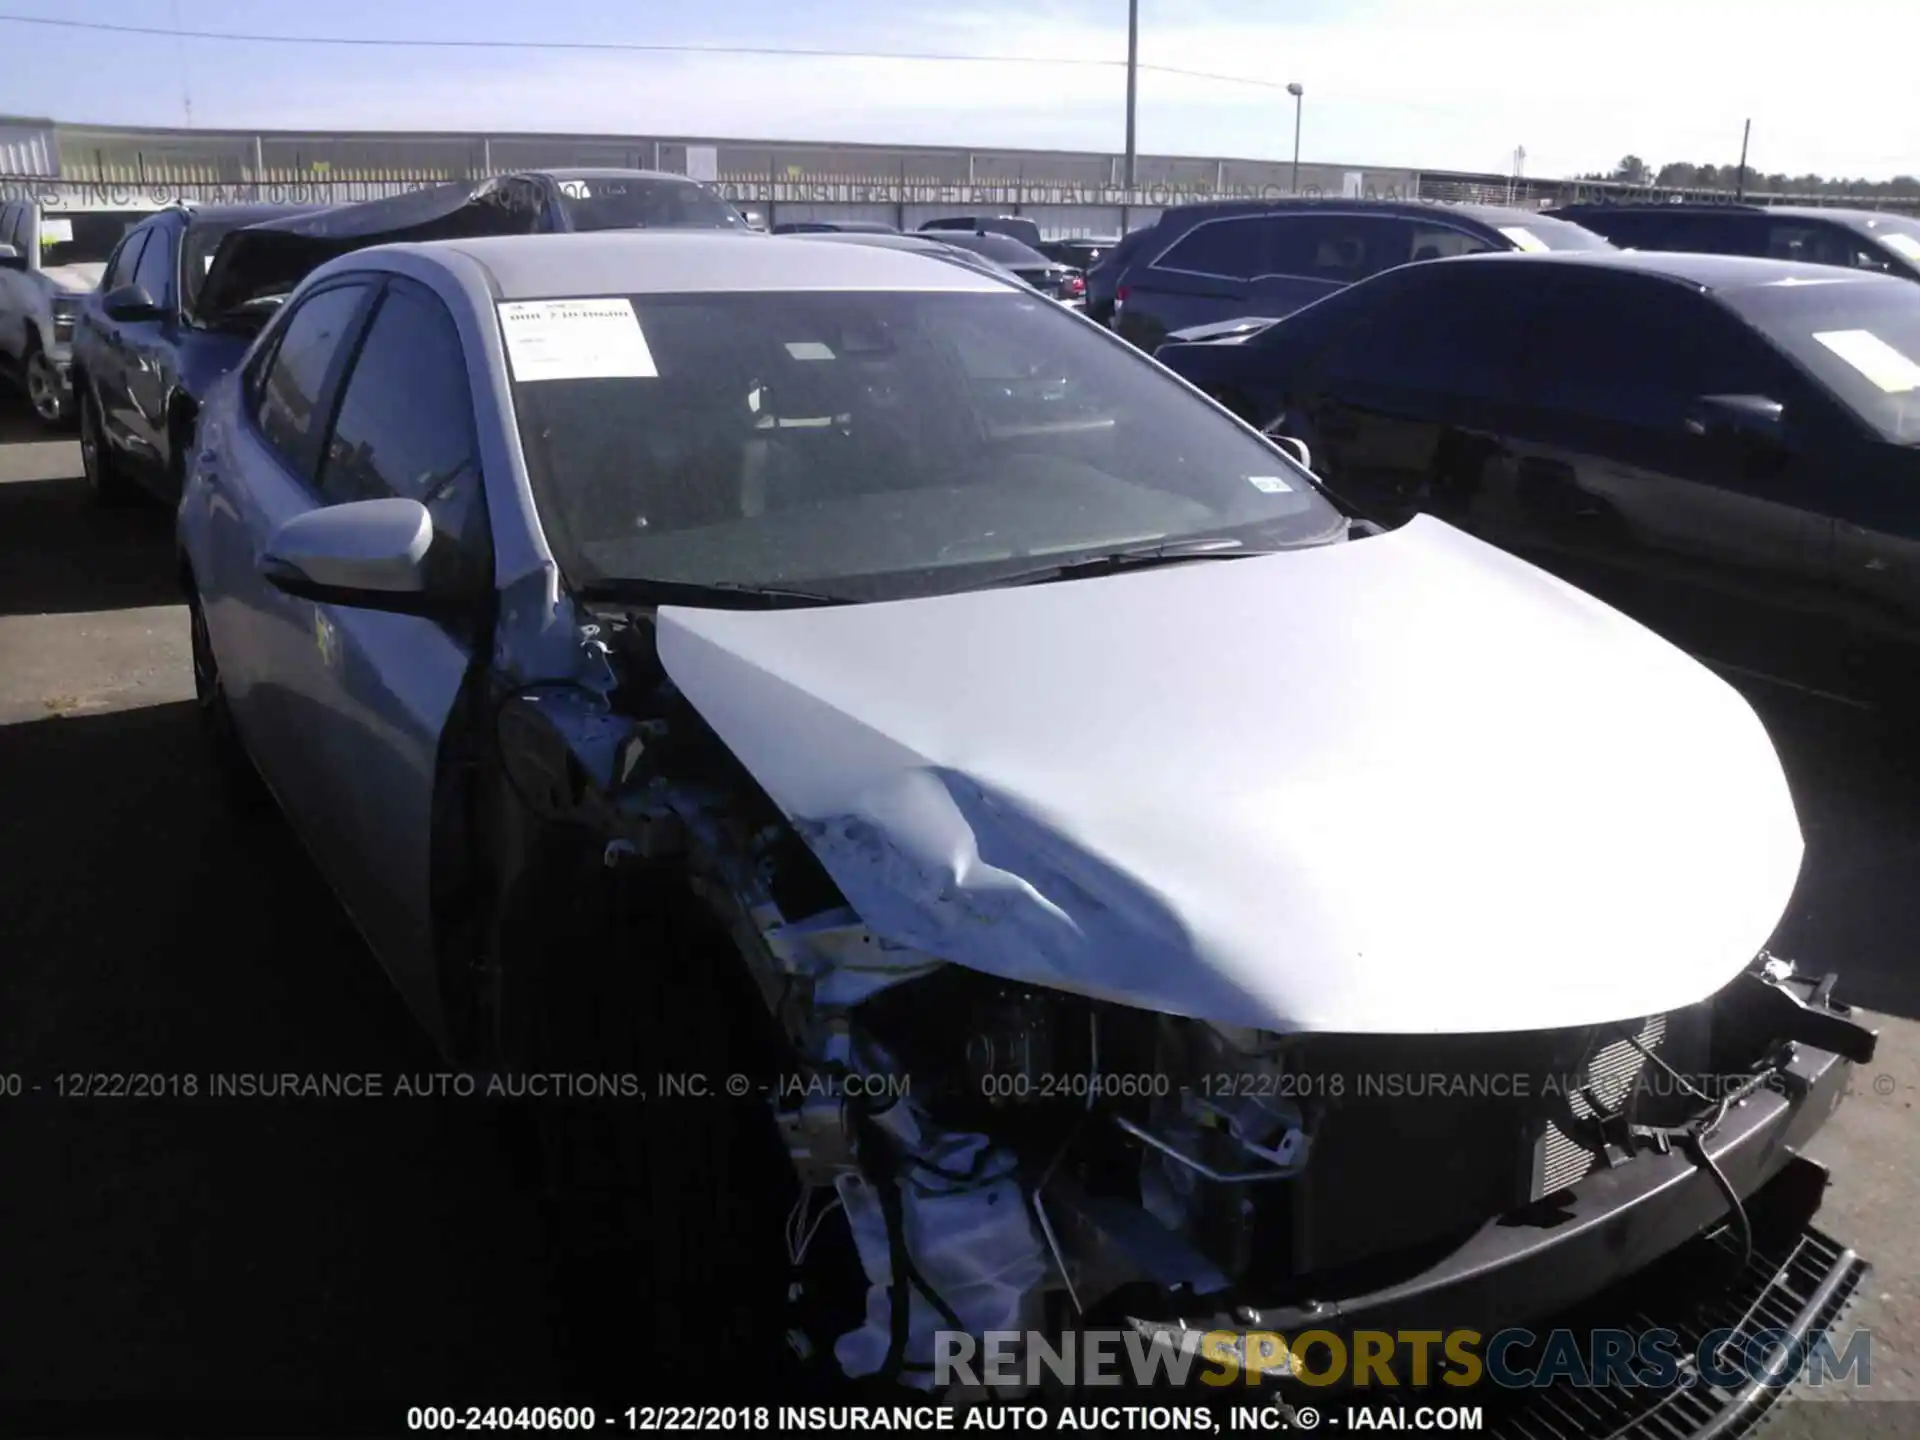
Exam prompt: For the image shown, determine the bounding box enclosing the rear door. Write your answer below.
[87,224,154,451]
[1495,271,1838,656]
[1245,214,1431,315]
[1118,215,1274,348]
[120,219,182,481]
[1286,263,1534,523]
[202,276,380,836]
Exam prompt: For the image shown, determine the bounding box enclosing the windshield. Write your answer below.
[180,218,274,312]
[1856,215,1920,279]
[1724,279,1920,443]
[934,232,1053,268]
[39,209,151,269]
[1494,213,1616,253]
[553,176,748,233]
[503,289,1342,601]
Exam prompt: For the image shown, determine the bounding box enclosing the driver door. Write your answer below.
[217,274,490,1025]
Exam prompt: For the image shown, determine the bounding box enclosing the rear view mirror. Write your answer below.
[1688,394,1785,444]
[103,283,163,322]
[258,498,478,617]
[0,242,22,270]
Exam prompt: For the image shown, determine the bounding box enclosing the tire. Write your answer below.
[24,341,72,428]
[80,388,138,506]
[483,846,799,1382]
[187,583,270,812]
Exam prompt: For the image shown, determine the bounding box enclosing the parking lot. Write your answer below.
[0,382,1917,1429]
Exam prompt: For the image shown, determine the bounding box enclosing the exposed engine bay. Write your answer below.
[483,581,1878,1392]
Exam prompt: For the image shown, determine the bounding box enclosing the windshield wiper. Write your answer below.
[991,537,1275,589]
[576,578,849,609]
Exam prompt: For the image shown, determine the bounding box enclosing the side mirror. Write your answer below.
[1271,433,1313,470]
[103,283,163,322]
[1688,393,1785,445]
[258,498,478,617]
[0,242,23,270]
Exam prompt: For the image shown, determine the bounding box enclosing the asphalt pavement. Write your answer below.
[0,391,1915,1433]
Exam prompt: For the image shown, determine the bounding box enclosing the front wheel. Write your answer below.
[80,389,137,506]
[482,847,799,1382]
[24,344,72,428]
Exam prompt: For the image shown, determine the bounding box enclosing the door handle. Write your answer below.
[1516,456,1577,486]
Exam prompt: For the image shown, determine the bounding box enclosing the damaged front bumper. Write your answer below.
[1125,1014,1864,1342]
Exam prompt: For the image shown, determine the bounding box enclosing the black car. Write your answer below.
[1110,199,1612,351]
[919,213,1045,249]
[68,201,328,505]
[1546,202,1920,281]
[771,219,900,235]
[1038,235,1119,270]
[778,228,1027,285]
[1155,249,1920,699]
[924,230,1086,301]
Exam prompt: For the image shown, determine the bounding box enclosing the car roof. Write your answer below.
[178,202,331,226]
[1445,247,1911,294]
[1548,201,1765,215]
[1154,197,1548,228]
[425,230,1011,298]
[1761,205,1920,231]
[518,167,706,184]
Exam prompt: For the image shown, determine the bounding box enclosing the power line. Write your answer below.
[0,11,1290,91]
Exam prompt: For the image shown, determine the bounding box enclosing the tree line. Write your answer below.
[1579,156,1920,198]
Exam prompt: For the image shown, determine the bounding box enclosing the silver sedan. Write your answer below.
[174,228,1838,1397]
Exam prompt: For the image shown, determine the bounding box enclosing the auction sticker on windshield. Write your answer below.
[1813,328,1920,393]
[1498,226,1549,253]
[498,298,658,382]
[1880,232,1920,262]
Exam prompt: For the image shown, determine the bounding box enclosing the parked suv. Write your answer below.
[1110,199,1612,351]
[1545,202,1920,282]
[69,201,330,505]
[0,197,160,425]
[919,214,1045,249]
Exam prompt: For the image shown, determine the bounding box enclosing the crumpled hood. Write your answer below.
[40,263,104,294]
[655,517,1803,1035]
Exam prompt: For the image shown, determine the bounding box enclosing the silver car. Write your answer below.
[176,230,1869,1405]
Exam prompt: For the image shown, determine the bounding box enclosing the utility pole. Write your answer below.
[1123,0,1139,193]
[1735,118,1751,200]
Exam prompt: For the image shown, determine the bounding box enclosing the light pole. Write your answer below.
[1286,82,1304,194]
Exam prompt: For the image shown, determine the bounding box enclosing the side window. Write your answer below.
[1311,268,1529,399]
[1516,276,1794,430]
[103,228,150,292]
[253,283,374,480]
[315,281,477,506]
[1265,215,1418,283]
[1408,224,1497,263]
[0,204,18,252]
[1155,217,1268,280]
[1762,222,1893,273]
[131,224,177,308]
[1583,212,1665,248]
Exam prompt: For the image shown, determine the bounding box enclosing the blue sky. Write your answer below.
[1,0,1914,181]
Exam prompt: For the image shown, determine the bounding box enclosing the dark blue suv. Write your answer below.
[1110,199,1612,350]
